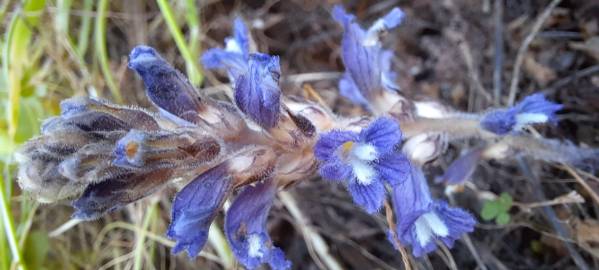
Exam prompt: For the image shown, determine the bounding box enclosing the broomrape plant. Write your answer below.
[15,5,599,269]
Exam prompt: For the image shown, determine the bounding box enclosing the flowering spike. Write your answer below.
[128,45,202,123]
[315,117,409,212]
[225,177,291,270]
[332,5,403,108]
[167,164,233,258]
[21,8,599,268]
[235,53,282,129]
[481,93,563,135]
[391,166,475,257]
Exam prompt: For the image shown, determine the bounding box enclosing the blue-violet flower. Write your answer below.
[234,53,282,129]
[392,166,476,257]
[225,177,291,270]
[167,164,233,258]
[332,5,404,107]
[314,117,410,213]
[201,18,281,129]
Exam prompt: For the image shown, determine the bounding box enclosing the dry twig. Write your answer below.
[563,165,599,206]
[279,191,343,270]
[443,0,493,103]
[384,200,412,270]
[507,0,561,105]
[493,0,504,106]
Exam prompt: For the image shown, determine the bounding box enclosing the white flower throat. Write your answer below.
[339,141,378,185]
[414,212,449,247]
[247,234,264,258]
[514,112,549,130]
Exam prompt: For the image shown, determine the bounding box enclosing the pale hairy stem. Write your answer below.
[393,113,595,168]
[483,135,597,165]
[400,117,493,140]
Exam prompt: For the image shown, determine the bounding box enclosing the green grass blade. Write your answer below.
[3,0,46,140]
[1,2,46,269]
[55,0,73,34]
[133,202,158,270]
[185,0,201,63]
[0,172,27,270]
[94,0,123,103]
[76,0,94,57]
[208,223,234,269]
[156,0,203,86]
[0,221,8,270]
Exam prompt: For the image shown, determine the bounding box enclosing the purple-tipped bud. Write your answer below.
[235,53,282,129]
[128,45,202,123]
[72,168,173,220]
[57,97,161,131]
[59,97,89,116]
[481,93,563,135]
[436,148,483,184]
